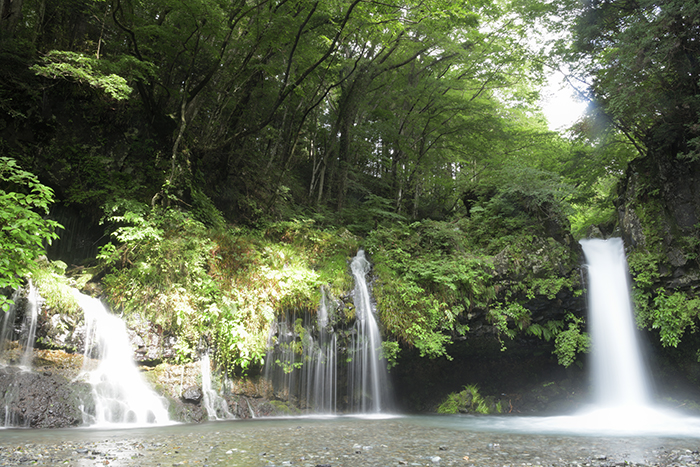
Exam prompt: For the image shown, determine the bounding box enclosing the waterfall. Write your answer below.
[580,238,651,408]
[0,284,40,367]
[477,237,700,435]
[264,308,338,412]
[311,291,337,413]
[19,281,40,368]
[74,290,171,426]
[263,286,340,413]
[348,250,390,413]
[201,353,234,420]
[263,251,390,414]
[0,288,20,359]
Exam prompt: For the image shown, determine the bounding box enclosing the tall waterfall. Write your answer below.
[75,291,171,426]
[580,238,651,407]
[348,250,390,413]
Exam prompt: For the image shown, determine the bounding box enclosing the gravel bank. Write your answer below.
[1,416,700,467]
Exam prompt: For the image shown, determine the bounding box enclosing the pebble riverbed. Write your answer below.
[1,416,700,467]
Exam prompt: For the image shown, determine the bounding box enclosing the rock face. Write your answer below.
[616,152,700,289]
[0,365,88,428]
[614,150,700,395]
[36,301,179,366]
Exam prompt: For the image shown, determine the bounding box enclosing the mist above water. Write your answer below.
[455,238,700,437]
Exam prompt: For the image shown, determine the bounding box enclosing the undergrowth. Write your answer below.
[97,200,358,373]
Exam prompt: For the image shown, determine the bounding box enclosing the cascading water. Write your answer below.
[201,353,234,420]
[580,238,651,407]
[348,249,390,413]
[263,297,338,413]
[311,290,337,413]
[264,251,390,414]
[19,281,40,368]
[0,284,41,367]
[75,290,171,426]
[508,236,699,435]
[445,237,700,436]
[0,284,41,427]
[0,288,20,359]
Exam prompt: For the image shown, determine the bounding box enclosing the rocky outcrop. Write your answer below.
[36,300,179,366]
[0,365,89,428]
[616,152,700,289]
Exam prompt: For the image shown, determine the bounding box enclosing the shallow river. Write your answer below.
[2,414,700,467]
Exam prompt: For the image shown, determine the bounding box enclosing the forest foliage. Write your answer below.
[1,0,699,373]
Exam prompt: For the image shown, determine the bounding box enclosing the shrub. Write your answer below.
[437,384,502,414]
[0,157,61,311]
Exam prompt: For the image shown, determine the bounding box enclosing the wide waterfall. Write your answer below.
[580,238,651,407]
[264,250,390,413]
[263,290,338,413]
[75,291,171,426]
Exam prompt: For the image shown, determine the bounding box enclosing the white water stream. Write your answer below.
[74,291,171,427]
[581,238,650,407]
[311,290,337,413]
[459,237,700,436]
[263,250,390,414]
[348,250,390,413]
[19,281,40,368]
[263,293,339,413]
[201,353,234,420]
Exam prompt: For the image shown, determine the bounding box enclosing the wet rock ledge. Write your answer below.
[0,346,285,428]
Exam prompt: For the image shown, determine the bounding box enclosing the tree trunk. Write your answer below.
[0,0,23,38]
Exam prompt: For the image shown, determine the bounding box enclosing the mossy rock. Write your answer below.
[437,385,503,415]
[269,400,302,415]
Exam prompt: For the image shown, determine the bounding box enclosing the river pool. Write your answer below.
[2,414,700,466]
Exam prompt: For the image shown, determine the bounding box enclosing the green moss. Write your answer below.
[269,400,301,415]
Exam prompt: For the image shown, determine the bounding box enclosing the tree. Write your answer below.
[570,0,700,158]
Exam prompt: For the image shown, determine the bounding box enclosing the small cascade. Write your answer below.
[263,312,311,408]
[0,288,20,358]
[311,290,337,413]
[246,398,256,418]
[0,284,41,367]
[201,353,234,420]
[580,238,651,408]
[74,290,171,426]
[348,250,390,413]
[19,281,40,368]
